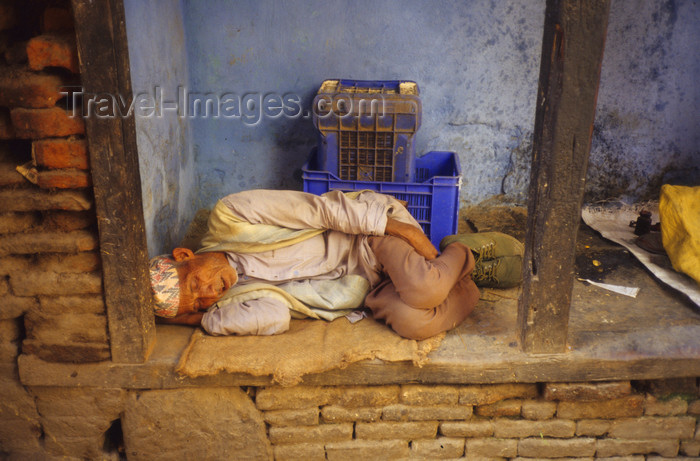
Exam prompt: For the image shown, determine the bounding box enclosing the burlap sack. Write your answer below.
[660,184,700,285]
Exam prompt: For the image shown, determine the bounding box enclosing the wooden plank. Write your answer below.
[18,337,700,389]
[517,0,611,353]
[71,0,155,362]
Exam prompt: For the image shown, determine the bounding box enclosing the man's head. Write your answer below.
[149,249,238,317]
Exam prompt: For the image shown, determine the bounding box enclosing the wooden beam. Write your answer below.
[72,0,155,362]
[517,0,611,353]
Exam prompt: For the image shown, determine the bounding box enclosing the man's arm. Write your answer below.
[219,189,437,257]
[385,217,438,260]
[156,312,204,326]
[201,297,291,336]
[220,189,388,236]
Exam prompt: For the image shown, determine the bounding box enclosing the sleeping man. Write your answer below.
[149,189,523,340]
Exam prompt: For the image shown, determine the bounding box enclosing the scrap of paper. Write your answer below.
[578,278,640,298]
[345,310,368,324]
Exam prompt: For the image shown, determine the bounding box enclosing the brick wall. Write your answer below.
[13,379,700,459]
[0,2,108,456]
[0,0,108,364]
[257,380,700,460]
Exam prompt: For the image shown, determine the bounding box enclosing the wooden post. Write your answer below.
[517,0,611,353]
[72,0,155,362]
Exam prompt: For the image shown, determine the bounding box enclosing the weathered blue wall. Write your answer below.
[124,0,196,256]
[181,0,546,210]
[125,0,699,253]
[589,0,700,202]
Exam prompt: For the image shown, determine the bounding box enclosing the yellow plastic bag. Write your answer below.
[660,184,700,285]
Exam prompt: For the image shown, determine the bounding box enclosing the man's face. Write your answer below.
[173,251,238,315]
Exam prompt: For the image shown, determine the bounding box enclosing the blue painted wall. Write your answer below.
[125,0,700,254]
[182,0,546,210]
[124,0,196,256]
[589,0,700,202]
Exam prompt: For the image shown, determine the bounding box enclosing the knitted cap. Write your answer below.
[149,255,180,317]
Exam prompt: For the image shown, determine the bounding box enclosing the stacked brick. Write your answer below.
[0,3,108,363]
[0,2,108,455]
[256,380,700,460]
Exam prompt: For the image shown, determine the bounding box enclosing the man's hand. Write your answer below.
[385,217,438,260]
[156,312,205,326]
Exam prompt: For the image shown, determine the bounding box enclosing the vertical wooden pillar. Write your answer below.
[72,0,155,362]
[517,0,610,353]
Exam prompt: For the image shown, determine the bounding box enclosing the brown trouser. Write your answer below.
[365,236,479,340]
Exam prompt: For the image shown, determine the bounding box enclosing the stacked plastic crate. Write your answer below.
[303,79,462,249]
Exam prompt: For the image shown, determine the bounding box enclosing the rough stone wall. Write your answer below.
[0,1,109,458]
[258,380,700,460]
[0,1,108,361]
[5,379,697,459]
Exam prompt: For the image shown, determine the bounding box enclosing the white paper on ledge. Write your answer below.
[578,278,640,298]
[581,202,700,308]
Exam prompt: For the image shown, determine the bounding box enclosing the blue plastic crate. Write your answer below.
[303,149,461,249]
[312,79,421,183]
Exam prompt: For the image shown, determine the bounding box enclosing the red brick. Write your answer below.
[0,107,14,139]
[10,107,85,138]
[33,138,89,169]
[42,7,74,33]
[0,67,66,108]
[27,34,79,74]
[37,169,91,189]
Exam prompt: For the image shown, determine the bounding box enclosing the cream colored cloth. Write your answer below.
[660,184,700,285]
[196,189,421,325]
